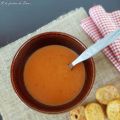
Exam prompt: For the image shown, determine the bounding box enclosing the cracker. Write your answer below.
[96,85,120,105]
[70,106,86,120]
[85,103,105,120]
[107,99,120,120]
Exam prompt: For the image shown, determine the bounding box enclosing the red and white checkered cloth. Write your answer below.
[81,5,120,72]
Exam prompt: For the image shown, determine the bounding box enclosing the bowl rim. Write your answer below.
[11,32,95,114]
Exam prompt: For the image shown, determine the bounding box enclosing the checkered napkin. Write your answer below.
[81,5,120,72]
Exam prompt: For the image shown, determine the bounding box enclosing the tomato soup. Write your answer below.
[24,45,85,106]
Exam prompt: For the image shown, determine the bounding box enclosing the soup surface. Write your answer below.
[24,45,85,106]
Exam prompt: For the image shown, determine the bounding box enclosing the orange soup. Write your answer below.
[24,45,85,106]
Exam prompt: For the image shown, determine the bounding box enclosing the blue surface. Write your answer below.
[0,0,120,47]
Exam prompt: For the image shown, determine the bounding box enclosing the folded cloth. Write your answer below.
[81,5,120,72]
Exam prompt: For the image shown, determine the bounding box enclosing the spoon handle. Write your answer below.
[70,29,120,68]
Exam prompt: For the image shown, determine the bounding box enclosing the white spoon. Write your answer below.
[69,29,120,69]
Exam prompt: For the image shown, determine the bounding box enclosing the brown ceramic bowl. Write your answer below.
[11,32,95,114]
